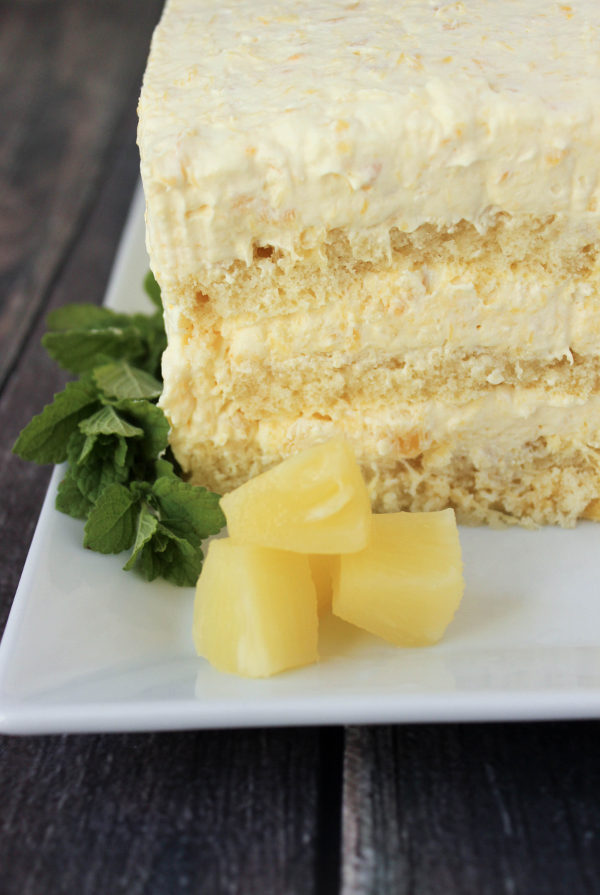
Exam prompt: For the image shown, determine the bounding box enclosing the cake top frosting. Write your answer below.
[138,0,600,278]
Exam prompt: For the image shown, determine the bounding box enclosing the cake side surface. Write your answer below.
[159,213,600,527]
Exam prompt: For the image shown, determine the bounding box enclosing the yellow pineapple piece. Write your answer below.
[194,538,318,677]
[220,437,371,554]
[308,554,339,615]
[332,509,464,646]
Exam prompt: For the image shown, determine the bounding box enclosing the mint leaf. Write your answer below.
[67,431,133,503]
[72,406,143,480]
[12,379,100,464]
[130,480,153,500]
[45,304,165,379]
[66,401,167,504]
[79,405,144,439]
[154,457,179,480]
[55,470,94,520]
[152,476,225,544]
[75,430,129,468]
[46,304,134,332]
[94,361,162,400]
[123,503,159,571]
[113,434,130,469]
[112,399,169,460]
[43,326,146,374]
[144,271,162,310]
[133,523,204,586]
[83,483,140,554]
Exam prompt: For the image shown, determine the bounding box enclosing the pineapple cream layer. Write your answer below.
[139,0,600,284]
[138,0,600,526]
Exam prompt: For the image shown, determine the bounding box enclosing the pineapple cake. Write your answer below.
[138,0,600,527]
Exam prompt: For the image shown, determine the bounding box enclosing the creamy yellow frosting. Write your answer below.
[138,0,600,283]
[256,387,600,465]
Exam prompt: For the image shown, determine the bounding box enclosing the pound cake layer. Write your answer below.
[162,344,600,420]
[166,387,600,529]
[161,212,599,323]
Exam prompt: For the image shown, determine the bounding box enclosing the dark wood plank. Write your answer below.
[0,0,163,628]
[341,722,600,895]
[0,0,164,390]
[0,728,321,895]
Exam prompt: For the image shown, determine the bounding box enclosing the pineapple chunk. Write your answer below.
[332,510,464,646]
[220,437,371,553]
[308,554,339,615]
[194,538,318,677]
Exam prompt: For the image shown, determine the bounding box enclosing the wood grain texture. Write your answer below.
[0,729,322,895]
[341,723,600,895]
[0,0,163,625]
[0,0,164,391]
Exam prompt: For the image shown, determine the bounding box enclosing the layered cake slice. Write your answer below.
[138,0,600,526]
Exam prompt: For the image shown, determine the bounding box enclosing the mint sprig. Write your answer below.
[83,470,224,587]
[13,274,225,587]
[42,287,167,378]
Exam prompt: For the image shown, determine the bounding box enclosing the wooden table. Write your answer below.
[1,3,599,892]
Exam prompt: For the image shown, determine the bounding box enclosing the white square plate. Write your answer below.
[2,185,600,734]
